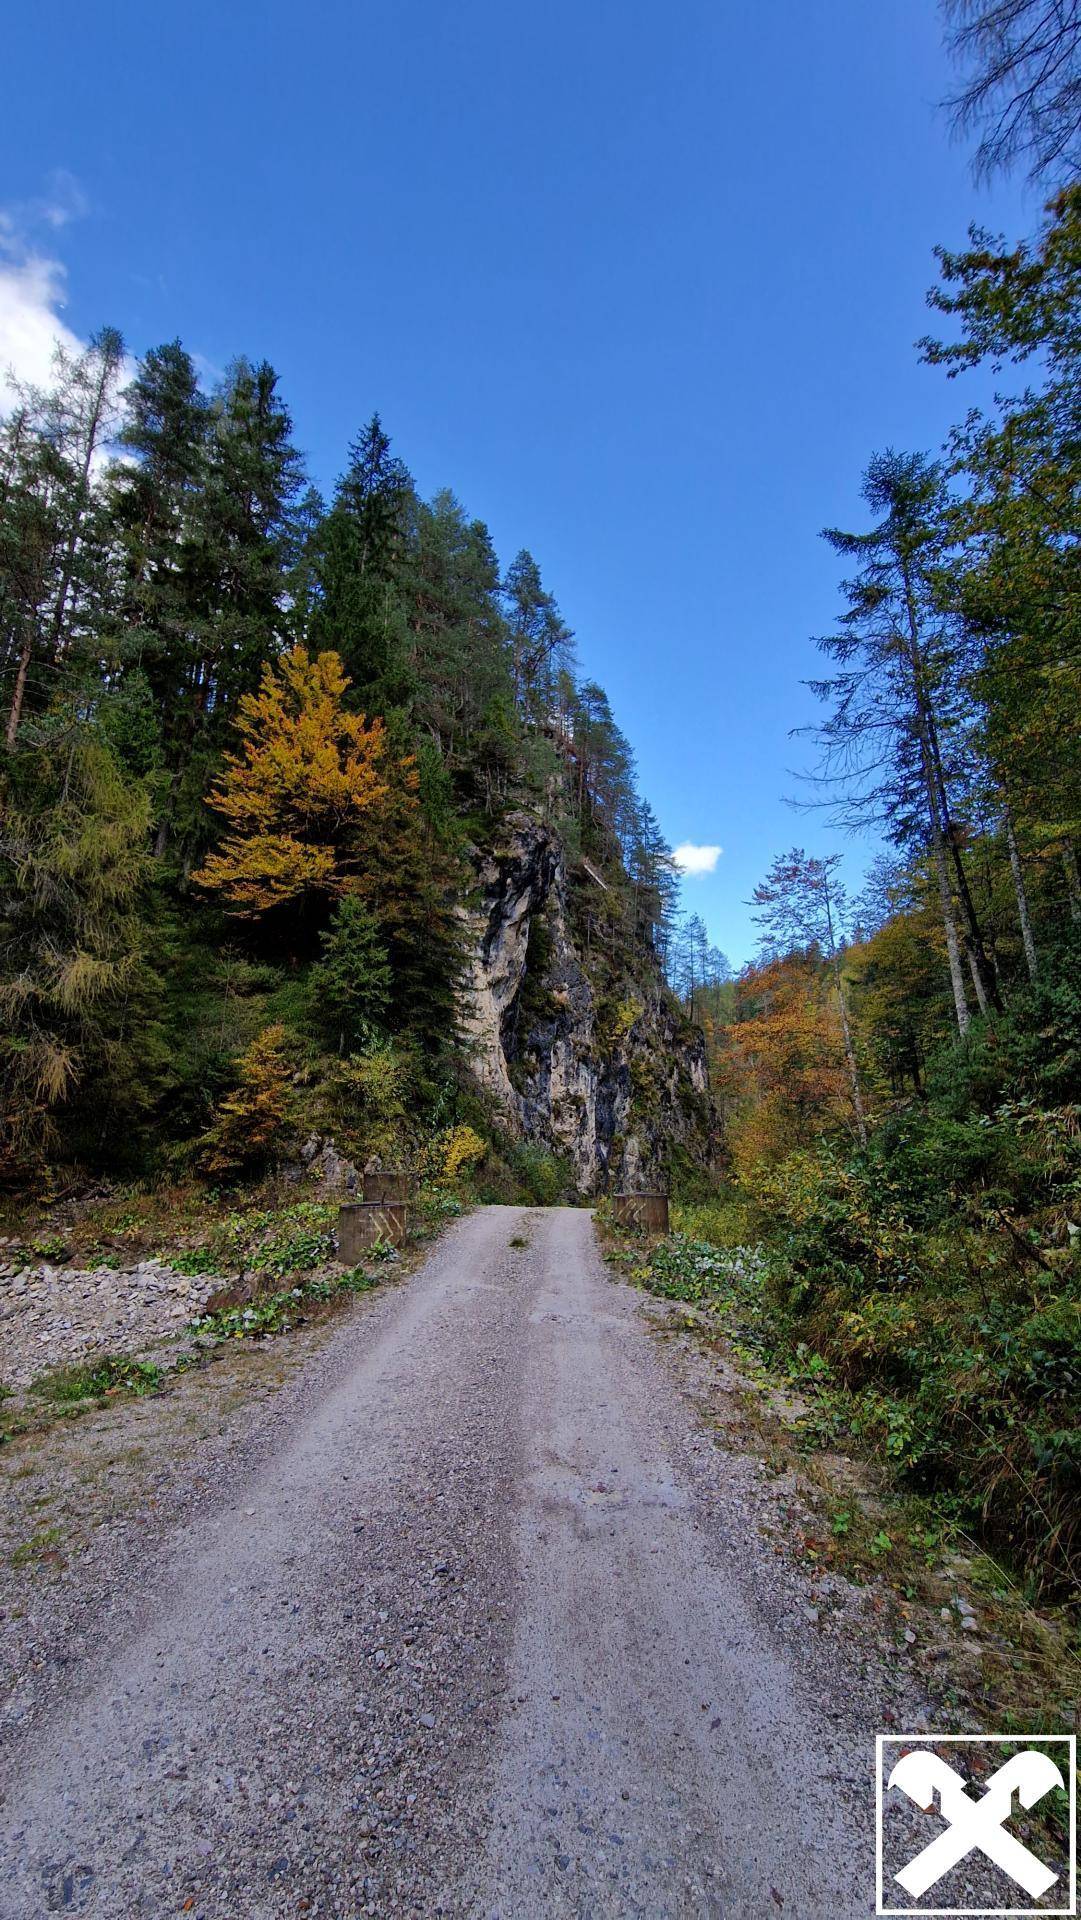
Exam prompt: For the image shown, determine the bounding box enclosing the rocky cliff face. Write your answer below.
[460,813,711,1192]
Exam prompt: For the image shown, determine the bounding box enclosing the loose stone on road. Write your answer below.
[2,1207,901,1916]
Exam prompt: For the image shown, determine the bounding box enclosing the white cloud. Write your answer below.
[0,247,84,408]
[0,176,92,411]
[673,842,723,876]
[0,180,135,460]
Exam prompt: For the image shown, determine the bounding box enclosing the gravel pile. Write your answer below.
[0,1257,217,1388]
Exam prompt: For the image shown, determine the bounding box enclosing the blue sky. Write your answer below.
[1,1,1041,963]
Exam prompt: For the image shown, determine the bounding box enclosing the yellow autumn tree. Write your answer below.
[200,1023,293,1173]
[195,648,396,913]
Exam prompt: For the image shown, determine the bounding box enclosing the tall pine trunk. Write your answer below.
[967,949,989,1015]
[919,637,1001,1012]
[899,559,970,1035]
[48,337,122,663]
[932,823,970,1034]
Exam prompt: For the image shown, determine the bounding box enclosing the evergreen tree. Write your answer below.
[401,490,516,799]
[0,330,125,744]
[0,716,153,1166]
[107,341,212,852]
[283,484,327,645]
[503,549,574,722]
[922,188,1081,942]
[0,393,66,746]
[310,414,413,705]
[808,451,1000,1033]
[309,896,393,1051]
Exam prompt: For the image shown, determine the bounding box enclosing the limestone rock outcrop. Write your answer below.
[460,813,711,1191]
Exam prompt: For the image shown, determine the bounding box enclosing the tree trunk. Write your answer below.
[1063,844,1081,923]
[48,344,119,663]
[5,626,32,747]
[967,948,989,1015]
[897,557,973,1036]
[834,963,868,1147]
[924,698,1001,1011]
[932,825,970,1035]
[1005,807,1038,982]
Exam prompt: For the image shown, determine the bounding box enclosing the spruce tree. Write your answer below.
[310,414,413,706]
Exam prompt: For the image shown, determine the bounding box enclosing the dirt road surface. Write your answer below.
[2,1207,912,1917]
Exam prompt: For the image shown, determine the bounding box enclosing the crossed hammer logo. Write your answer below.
[888,1748,1065,1901]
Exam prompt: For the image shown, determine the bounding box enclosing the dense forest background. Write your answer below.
[0,345,698,1188]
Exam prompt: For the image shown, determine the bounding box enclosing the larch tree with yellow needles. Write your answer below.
[195,647,406,915]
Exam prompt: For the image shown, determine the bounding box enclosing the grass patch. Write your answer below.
[11,1525,64,1568]
[30,1355,169,1405]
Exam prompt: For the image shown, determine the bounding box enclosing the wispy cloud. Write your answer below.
[34,169,91,231]
[673,842,722,876]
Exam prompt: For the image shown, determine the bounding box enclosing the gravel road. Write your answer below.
[1,1207,932,1918]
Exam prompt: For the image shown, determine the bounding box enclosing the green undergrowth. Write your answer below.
[603,1198,1081,1613]
[1,1171,470,1276]
[602,1203,1081,1725]
[189,1259,389,1340]
[167,1197,340,1280]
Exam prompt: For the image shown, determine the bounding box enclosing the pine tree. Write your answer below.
[46,327,126,669]
[310,414,413,705]
[503,549,575,722]
[808,451,1000,1033]
[922,188,1081,945]
[283,484,327,645]
[1,331,125,744]
[107,341,211,853]
[402,490,516,798]
[0,395,65,746]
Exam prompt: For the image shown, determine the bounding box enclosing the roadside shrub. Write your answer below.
[439,1124,488,1183]
[509,1143,572,1206]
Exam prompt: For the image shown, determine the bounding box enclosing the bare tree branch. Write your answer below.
[942,0,1081,181]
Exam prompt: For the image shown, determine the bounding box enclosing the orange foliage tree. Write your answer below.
[195,647,412,914]
[717,953,853,1179]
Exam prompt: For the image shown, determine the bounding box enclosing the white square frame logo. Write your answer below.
[876,1733,1077,1917]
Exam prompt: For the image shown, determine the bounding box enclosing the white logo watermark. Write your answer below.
[876,1735,1077,1916]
